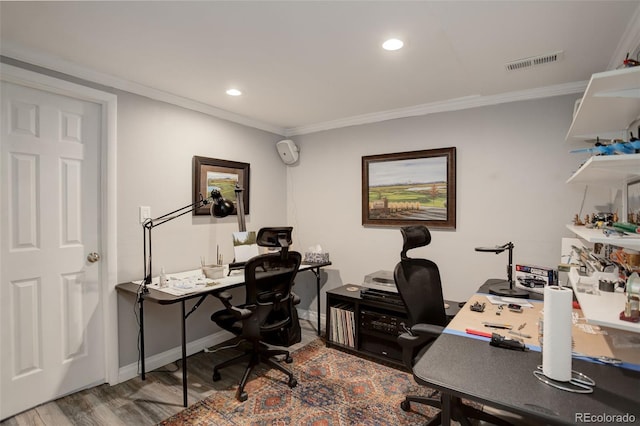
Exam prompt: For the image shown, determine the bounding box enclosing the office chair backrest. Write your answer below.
[256,227,293,249]
[394,226,448,327]
[244,227,302,332]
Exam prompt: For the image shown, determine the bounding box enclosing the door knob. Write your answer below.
[87,252,101,263]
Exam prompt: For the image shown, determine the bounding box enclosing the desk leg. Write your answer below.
[181,301,188,407]
[441,393,452,425]
[138,295,146,380]
[310,267,321,336]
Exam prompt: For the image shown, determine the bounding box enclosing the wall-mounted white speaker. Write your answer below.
[276,139,299,165]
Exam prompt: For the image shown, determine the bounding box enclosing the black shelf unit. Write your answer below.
[325,284,463,367]
[325,284,409,367]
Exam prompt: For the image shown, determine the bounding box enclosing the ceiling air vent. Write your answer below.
[505,51,564,71]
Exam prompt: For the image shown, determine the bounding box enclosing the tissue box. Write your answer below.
[304,252,330,263]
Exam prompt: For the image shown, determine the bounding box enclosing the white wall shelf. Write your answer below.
[566,225,640,251]
[566,66,640,141]
[566,153,640,187]
[564,67,640,333]
[568,268,640,333]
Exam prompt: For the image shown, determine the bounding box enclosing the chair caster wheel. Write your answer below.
[288,377,298,388]
[400,400,411,411]
[212,371,221,382]
[285,355,293,363]
[237,391,248,402]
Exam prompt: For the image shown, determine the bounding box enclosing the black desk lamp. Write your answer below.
[475,242,528,298]
[232,184,246,232]
[142,188,236,293]
[225,184,250,274]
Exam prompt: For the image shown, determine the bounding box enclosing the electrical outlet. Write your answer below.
[139,206,151,223]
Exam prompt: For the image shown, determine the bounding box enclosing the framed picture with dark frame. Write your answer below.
[193,156,250,216]
[362,147,456,229]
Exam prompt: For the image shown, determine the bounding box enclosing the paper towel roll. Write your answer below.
[542,286,573,381]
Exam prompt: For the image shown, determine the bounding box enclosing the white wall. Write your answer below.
[287,95,612,308]
[115,91,288,365]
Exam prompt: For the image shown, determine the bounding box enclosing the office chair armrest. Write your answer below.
[397,326,441,351]
[214,291,253,319]
[216,291,233,303]
[397,323,444,369]
[410,323,444,338]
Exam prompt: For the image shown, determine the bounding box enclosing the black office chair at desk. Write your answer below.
[210,227,302,402]
[395,225,511,426]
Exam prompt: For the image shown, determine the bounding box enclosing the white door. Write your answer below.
[0,81,105,419]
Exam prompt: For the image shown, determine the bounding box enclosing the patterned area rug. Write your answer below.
[160,339,438,425]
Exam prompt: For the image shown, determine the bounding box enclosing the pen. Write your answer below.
[465,328,493,338]
[482,322,512,330]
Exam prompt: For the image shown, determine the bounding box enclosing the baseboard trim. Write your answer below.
[117,330,234,384]
[298,308,326,332]
[116,308,326,384]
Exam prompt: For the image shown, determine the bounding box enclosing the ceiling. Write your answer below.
[1,1,639,136]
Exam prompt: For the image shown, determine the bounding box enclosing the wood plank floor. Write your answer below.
[2,320,322,426]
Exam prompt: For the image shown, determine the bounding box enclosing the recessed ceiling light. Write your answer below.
[382,38,403,51]
[226,88,242,96]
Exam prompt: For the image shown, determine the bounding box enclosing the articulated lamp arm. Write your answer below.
[143,193,211,287]
[474,242,514,285]
[141,189,241,291]
[474,241,527,297]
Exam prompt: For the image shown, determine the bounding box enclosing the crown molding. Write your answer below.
[284,81,588,136]
[0,44,286,136]
[2,43,588,139]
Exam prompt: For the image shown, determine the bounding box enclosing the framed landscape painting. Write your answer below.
[362,148,456,229]
[193,156,250,216]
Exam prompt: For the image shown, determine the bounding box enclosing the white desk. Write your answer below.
[116,261,331,407]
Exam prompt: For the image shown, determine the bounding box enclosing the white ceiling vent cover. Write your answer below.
[505,51,564,71]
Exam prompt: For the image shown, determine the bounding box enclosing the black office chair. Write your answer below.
[395,225,511,426]
[210,227,302,402]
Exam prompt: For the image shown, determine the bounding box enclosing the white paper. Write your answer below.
[135,270,218,295]
[485,295,533,308]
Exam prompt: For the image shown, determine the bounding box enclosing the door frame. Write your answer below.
[0,63,119,385]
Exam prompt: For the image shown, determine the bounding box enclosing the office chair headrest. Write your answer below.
[400,225,431,260]
[256,227,293,249]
